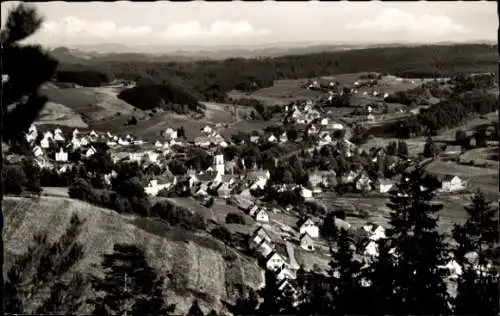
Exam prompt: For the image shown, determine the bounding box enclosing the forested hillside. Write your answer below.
[55,44,498,102]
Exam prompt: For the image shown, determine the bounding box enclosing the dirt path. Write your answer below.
[285,241,300,270]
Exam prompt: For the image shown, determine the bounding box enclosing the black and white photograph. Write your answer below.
[1,1,498,315]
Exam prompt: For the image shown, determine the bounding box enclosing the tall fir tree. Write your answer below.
[187,300,204,316]
[328,228,365,315]
[89,244,175,316]
[257,269,296,315]
[453,191,499,315]
[1,5,58,313]
[294,266,332,315]
[360,238,396,315]
[385,166,451,315]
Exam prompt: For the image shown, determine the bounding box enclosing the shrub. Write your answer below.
[150,202,207,231]
[225,213,246,225]
[3,164,28,195]
[211,225,233,246]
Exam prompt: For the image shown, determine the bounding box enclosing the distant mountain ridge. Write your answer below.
[49,40,497,63]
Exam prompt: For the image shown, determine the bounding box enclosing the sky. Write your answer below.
[1,1,498,47]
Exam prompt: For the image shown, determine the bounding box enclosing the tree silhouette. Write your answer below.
[1,5,58,312]
[89,244,175,316]
[385,167,451,315]
[187,299,204,316]
[4,215,85,315]
[453,191,499,315]
[328,228,365,315]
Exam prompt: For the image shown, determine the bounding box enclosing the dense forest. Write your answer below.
[55,44,498,102]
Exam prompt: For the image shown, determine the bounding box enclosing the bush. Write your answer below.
[225,213,246,225]
[150,202,207,231]
[3,164,28,195]
[211,225,233,246]
[56,70,109,87]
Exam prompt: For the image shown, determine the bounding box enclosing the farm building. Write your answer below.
[439,175,467,193]
[376,179,394,193]
[251,227,272,246]
[297,217,319,238]
[55,148,68,162]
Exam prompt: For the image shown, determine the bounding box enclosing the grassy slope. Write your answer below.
[3,196,263,315]
[39,84,140,122]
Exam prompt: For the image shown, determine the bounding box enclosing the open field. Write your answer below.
[359,136,427,157]
[36,101,89,128]
[460,146,499,168]
[432,112,498,142]
[425,160,499,198]
[40,84,139,122]
[318,193,498,235]
[3,196,263,315]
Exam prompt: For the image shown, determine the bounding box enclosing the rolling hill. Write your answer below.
[3,196,264,315]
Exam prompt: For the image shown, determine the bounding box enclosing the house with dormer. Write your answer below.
[297,217,319,238]
[254,208,270,223]
[266,251,287,271]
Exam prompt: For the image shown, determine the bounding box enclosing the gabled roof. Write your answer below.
[296,217,315,228]
[441,174,459,182]
[300,232,314,242]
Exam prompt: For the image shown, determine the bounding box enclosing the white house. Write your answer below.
[55,148,68,162]
[268,135,277,143]
[73,129,80,138]
[356,173,373,192]
[155,141,163,148]
[89,130,98,138]
[40,137,50,149]
[300,187,313,199]
[86,146,97,158]
[383,93,389,99]
[250,135,260,143]
[147,152,160,163]
[440,175,467,193]
[129,152,143,162]
[331,123,344,130]
[342,170,358,184]
[165,128,178,140]
[254,209,269,223]
[320,118,329,126]
[298,218,319,238]
[279,132,288,143]
[376,179,394,193]
[118,138,130,146]
[202,126,213,134]
[214,153,225,175]
[266,252,287,271]
[54,128,63,135]
[276,265,295,282]
[300,233,315,251]
[144,179,172,196]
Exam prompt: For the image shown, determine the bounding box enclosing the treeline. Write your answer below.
[394,90,498,138]
[55,70,110,87]
[117,83,203,114]
[56,44,498,102]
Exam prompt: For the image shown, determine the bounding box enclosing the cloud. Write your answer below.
[345,8,467,36]
[163,20,270,39]
[41,16,152,39]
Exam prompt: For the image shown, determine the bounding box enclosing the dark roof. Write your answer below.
[441,174,457,182]
[300,233,314,242]
[197,171,218,182]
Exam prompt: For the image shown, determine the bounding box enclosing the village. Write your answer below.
[13,76,483,300]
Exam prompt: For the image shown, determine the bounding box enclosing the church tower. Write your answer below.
[214,152,225,175]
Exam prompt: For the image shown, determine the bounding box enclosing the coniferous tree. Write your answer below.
[328,228,365,315]
[4,215,85,315]
[230,288,259,315]
[294,267,332,315]
[453,191,499,315]
[257,269,296,315]
[361,238,396,315]
[89,244,175,316]
[385,167,451,315]
[1,6,58,312]
[187,300,204,316]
